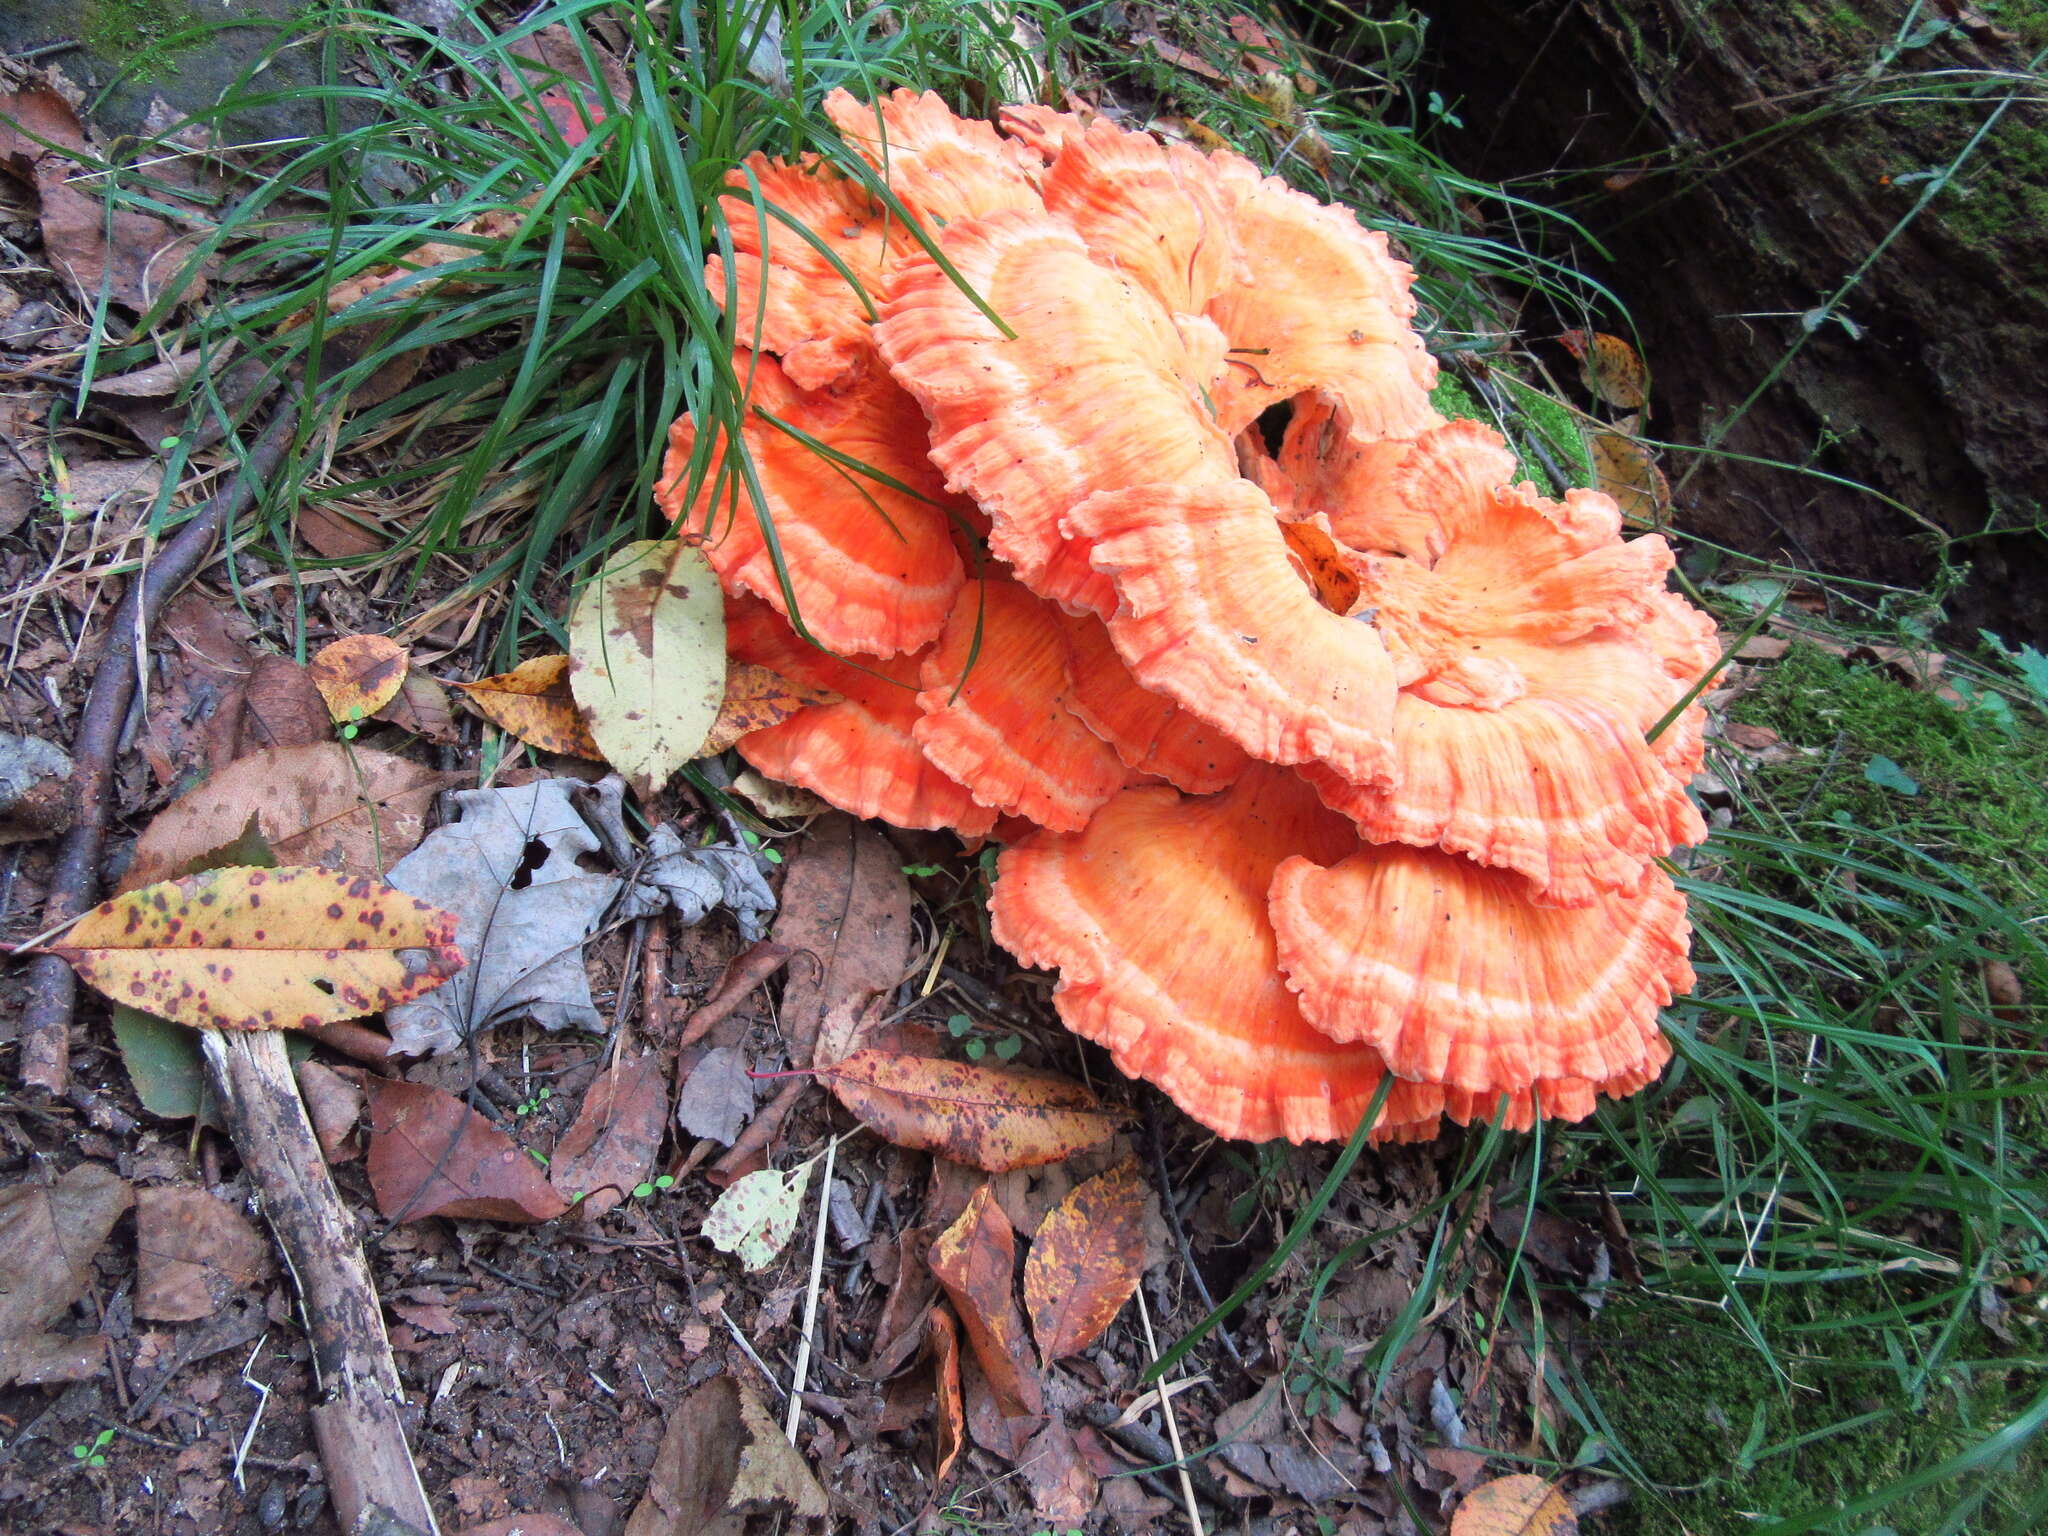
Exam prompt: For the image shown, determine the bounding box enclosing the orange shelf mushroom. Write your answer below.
[665,92,1718,1144]
[991,768,1443,1145]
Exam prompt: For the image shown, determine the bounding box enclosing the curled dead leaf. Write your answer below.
[699,661,841,757]
[454,654,603,759]
[927,1183,1044,1419]
[818,1049,1120,1171]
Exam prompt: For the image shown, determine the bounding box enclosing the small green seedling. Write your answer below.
[71,1428,115,1469]
[513,1086,553,1117]
[631,1174,678,1200]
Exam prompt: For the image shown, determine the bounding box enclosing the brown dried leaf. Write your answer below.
[364,1076,571,1224]
[551,1050,669,1219]
[771,816,913,1066]
[454,655,603,759]
[133,1187,270,1322]
[927,1183,1043,1419]
[296,503,386,559]
[310,634,409,725]
[699,662,840,757]
[1019,1419,1098,1526]
[930,1304,966,1484]
[819,1050,1119,1172]
[1451,1474,1577,1536]
[51,866,464,1032]
[239,657,332,753]
[1023,1159,1147,1361]
[120,743,449,892]
[0,1163,131,1387]
[375,671,462,745]
[624,1376,828,1536]
[1558,330,1649,410]
[296,1058,364,1162]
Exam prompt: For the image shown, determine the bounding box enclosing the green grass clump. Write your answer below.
[1728,641,2048,919]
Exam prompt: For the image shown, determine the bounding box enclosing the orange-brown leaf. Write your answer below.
[1279,519,1362,614]
[1558,330,1649,410]
[698,661,841,758]
[927,1184,1043,1419]
[930,1304,966,1484]
[1022,1159,1147,1361]
[309,634,409,724]
[453,654,603,759]
[818,1049,1119,1172]
[1588,431,1671,525]
[50,866,463,1032]
[1451,1474,1577,1536]
[364,1076,570,1224]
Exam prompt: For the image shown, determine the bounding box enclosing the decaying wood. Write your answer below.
[200,1028,439,1536]
[18,413,296,1094]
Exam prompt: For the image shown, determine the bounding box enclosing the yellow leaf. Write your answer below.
[1558,330,1650,410]
[1451,1474,1577,1536]
[1023,1160,1147,1361]
[567,540,726,799]
[453,654,602,759]
[309,635,408,724]
[697,662,840,758]
[1588,430,1671,526]
[817,1049,1120,1172]
[49,866,463,1032]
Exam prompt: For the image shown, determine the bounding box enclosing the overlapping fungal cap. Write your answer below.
[991,767,1443,1145]
[912,574,1130,832]
[725,597,995,836]
[659,350,967,657]
[682,91,1714,1144]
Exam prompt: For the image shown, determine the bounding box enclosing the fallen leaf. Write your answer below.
[376,672,461,745]
[930,1304,966,1483]
[364,1076,571,1223]
[239,657,333,752]
[297,1058,365,1161]
[771,815,914,1065]
[0,1164,132,1387]
[1019,1419,1098,1526]
[1735,635,1790,661]
[51,866,463,1032]
[1587,431,1670,524]
[1865,754,1920,796]
[617,821,777,941]
[1279,518,1362,614]
[0,731,72,844]
[381,778,621,1056]
[928,1183,1043,1419]
[297,503,387,559]
[1558,330,1649,410]
[567,540,726,799]
[699,662,839,757]
[140,591,256,791]
[454,654,602,759]
[624,1376,827,1536]
[133,1187,270,1322]
[1452,1474,1577,1536]
[675,1045,757,1146]
[457,1517,585,1536]
[120,743,446,892]
[1721,722,1781,752]
[701,1160,813,1271]
[55,455,165,524]
[819,1050,1119,1172]
[1489,1204,1603,1281]
[311,634,410,725]
[1023,1160,1147,1362]
[90,351,204,397]
[730,768,830,820]
[550,1049,669,1219]
[113,1006,227,1126]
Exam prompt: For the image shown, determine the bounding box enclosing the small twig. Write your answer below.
[1077,1401,1231,1509]
[783,1135,839,1445]
[18,410,295,1094]
[1135,1286,1207,1536]
[718,1303,787,1399]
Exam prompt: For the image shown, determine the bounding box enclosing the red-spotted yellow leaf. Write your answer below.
[49,866,463,1032]
[817,1049,1119,1171]
[928,1183,1043,1418]
[453,654,602,759]
[1558,330,1649,410]
[309,634,409,725]
[567,539,725,799]
[1451,1474,1577,1536]
[1023,1159,1147,1361]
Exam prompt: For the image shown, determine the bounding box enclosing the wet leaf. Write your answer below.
[1588,431,1670,525]
[310,635,409,724]
[702,1160,814,1271]
[1558,330,1649,410]
[364,1076,571,1224]
[1023,1159,1147,1361]
[550,1050,669,1219]
[624,1376,828,1536]
[1279,518,1362,614]
[133,1187,270,1322]
[699,662,841,757]
[568,540,726,799]
[928,1183,1044,1419]
[0,1164,132,1388]
[381,778,620,1056]
[818,1050,1119,1172]
[930,1304,966,1483]
[454,654,603,760]
[50,866,464,1032]
[120,743,448,892]
[1451,1474,1577,1536]
[771,815,914,1066]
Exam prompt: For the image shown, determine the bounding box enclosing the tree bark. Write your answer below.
[1432,0,2048,644]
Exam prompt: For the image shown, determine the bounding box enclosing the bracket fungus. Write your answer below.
[662,92,1718,1144]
